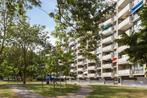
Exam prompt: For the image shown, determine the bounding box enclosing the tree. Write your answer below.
[9,21,49,84]
[116,5,147,66]
[0,0,42,63]
[50,0,109,63]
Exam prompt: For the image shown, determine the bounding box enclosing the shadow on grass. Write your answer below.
[0,85,17,98]
[87,85,147,98]
[20,84,80,97]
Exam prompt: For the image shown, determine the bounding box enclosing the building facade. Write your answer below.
[70,0,147,85]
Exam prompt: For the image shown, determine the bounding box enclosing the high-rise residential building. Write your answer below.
[70,0,147,85]
[69,38,98,80]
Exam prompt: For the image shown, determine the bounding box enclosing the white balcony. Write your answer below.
[77,68,83,72]
[102,36,114,44]
[133,14,140,22]
[102,45,113,52]
[133,67,145,75]
[88,66,96,70]
[77,55,84,60]
[102,54,112,61]
[102,27,113,36]
[87,60,96,64]
[102,64,112,69]
[118,3,131,19]
[118,55,129,65]
[118,69,131,76]
[88,73,97,78]
[77,61,84,66]
[102,72,113,77]
[103,18,113,26]
[77,74,84,78]
[118,45,129,53]
[83,71,88,74]
[118,16,133,31]
[117,0,130,9]
[70,69,76,73]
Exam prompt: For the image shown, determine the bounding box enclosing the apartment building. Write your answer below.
[69,38,98,80]
[70,0,147,85]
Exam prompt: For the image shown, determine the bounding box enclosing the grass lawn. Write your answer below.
[23,84,80,97]
[87,85,147,98]
[0,85,18,98]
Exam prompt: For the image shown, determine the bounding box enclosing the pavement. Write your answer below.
[9,85,46,98]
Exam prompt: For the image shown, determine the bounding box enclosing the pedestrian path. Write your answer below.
[8,85,92,98]
[9,85,46,98]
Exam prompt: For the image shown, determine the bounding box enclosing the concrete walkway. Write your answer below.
[8,85,92,98]
[9,85,46,98]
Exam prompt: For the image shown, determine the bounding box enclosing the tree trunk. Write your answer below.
[23,67,26,84]
[23,48,27,84]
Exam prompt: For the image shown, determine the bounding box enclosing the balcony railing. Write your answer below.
[131,0,143,14]
[70,69,76,73]
[102,63,112,69]
[102,27,113,36]
[132,67,144,75]
[87,60,96,64]
[117,0,130,9]
[88,66,96,70]
[118,69,131,76]
[88,73,97,78]
[77,74,84,78]
[101,23,112,31]
[103,18,113,26]
[102,54,112,61]
[118,3,131,19]
[102,36,114,44]
[77,61,84,66]
[118,55,129,65]
[102,72,113,77]
[118,16,133,31]
[77,68,83,72]
[118,45,129,53]
[77,55,84,60]
[102,45,113,52]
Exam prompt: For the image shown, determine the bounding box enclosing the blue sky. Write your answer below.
[27,0,57,44]
[27,0,116,45]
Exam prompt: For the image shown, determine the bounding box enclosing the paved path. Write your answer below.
[8,85,92,98]
[9,85,46,98]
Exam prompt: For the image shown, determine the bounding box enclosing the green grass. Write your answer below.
[23,84,80,97]
[87,85,147,98]
[0,85,17,98]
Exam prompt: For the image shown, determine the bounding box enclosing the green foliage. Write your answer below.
[116,5,147,65]
[51,0,106,60]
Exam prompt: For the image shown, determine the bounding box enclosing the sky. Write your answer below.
[27,0,117,45]
[27,0,57,44]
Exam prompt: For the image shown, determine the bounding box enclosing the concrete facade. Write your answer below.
[70,0,147,85]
